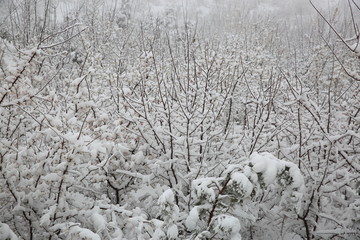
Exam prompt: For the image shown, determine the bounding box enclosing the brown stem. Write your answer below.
[207,178,231,226]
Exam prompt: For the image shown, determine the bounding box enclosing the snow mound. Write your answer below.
[0,222,18,240]
[212,214,241,240]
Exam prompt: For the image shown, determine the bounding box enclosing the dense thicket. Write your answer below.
[0,0,359,239]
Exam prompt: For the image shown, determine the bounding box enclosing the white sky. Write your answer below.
[0,0,349,30]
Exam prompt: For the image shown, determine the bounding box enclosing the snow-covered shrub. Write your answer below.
[183,152,304,239]
[0,1,359,240]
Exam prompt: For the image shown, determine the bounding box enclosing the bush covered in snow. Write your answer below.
[0,0,359,239]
